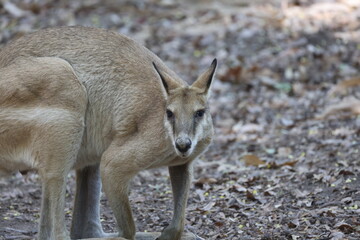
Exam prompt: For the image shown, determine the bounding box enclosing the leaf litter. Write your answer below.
[1,0,360,239]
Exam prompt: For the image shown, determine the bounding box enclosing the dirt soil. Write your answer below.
[1,0,360,239]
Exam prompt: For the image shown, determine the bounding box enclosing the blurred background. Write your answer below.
[1,0,360,239]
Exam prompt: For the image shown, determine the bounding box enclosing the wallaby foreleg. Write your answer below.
[157,163,192,240]
[100,145,137,240]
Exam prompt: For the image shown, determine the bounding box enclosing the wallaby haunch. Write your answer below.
[0,26,217,240]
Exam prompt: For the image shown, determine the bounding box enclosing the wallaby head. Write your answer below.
[153,59,217,158]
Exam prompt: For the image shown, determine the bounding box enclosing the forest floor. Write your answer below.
[1,0,360,239]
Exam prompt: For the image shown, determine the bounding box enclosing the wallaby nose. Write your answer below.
[175,138,192,153]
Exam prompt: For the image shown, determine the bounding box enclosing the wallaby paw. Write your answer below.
[155,235,200,240]
[155,227,199,240]
[156,226,181,240]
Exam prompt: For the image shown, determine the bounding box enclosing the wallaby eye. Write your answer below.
[195,109,205,118]
[166,109,174,119]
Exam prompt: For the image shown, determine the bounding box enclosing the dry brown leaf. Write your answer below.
[218,65,242,83]
[241,154,265,166]
[214,221,224,227]
[317,97,360,119]
[218,65,259,84]
[246,190,256,201]
[288,219,299,229]
[334,221,354,233]
[268,160,298,169]
[338,169,355,176]
[194,177,217,188]
[328,77,360,96]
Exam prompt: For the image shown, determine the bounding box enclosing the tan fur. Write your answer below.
[0,27,217,240]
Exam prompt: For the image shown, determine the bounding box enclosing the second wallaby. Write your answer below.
[0,26,217,240]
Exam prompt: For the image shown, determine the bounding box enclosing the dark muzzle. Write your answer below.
[175,138,192,153]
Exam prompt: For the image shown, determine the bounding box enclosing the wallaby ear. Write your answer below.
[153,62,181,95]
[191,58,217,96]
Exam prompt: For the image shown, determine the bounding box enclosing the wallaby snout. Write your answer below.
[175,137,192,153]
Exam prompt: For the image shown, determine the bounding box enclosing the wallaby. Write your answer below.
[0,26,217,240]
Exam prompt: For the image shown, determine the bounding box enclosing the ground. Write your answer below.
[1,0,360,239]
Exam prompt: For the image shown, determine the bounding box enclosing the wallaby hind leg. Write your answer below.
[0,56,87,239]
[38,172,68,240]
[36,126,83,240]
[71,164,115,239]
[37,124,84,240]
